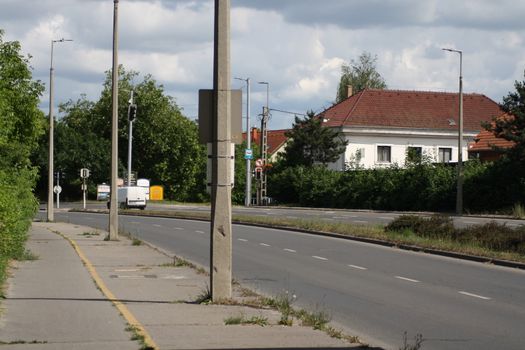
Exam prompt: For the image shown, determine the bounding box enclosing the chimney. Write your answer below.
[251,127,259,144]
[346,85,353,98]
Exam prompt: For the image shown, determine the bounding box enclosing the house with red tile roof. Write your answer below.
[242,128,289,162]
[468,115,515,161]
[318,88,505,169]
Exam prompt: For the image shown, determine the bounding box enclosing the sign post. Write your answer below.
[80,168,90,209]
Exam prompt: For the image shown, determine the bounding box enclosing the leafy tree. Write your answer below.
[38,66,207,201]
[278,111,347,167]
[485,72,525,160]
[0,29,44,269]
[336,51,387,103]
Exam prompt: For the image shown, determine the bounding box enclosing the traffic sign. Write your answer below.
[255,158,263,167]
[244,148,253,160]
[53,185,62,194]
[80,168,90,178]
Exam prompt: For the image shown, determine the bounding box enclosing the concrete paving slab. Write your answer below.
[0,225,137,349]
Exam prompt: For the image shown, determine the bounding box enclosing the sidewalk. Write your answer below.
[0,222,370,350]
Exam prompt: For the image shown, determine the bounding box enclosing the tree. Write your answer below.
[0,29,45,263]
[278,111,347,168]
[336,51,387,103]
[39,66,208,201]
[485,72,525,160]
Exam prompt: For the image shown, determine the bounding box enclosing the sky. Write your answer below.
[2,0,524,130]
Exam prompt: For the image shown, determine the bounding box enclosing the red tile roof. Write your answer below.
[243,128,289,156]
[320,89,504,132]
[469,115,515,152]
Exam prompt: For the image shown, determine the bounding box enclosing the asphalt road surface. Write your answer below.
[43,210,525,350]
[58,201,525,229]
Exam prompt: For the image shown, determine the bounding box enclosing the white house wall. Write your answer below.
[328,127,475,170]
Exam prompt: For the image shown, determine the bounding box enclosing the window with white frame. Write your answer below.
[377,145,391,163]
[438,147,452,163]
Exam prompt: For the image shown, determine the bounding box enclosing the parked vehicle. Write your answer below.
[106,186,147,210]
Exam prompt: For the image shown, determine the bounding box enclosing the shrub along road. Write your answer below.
[47,210,525,350]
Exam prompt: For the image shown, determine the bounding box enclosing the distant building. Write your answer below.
[243,128,289,162]
[468,115,515,161]
[318,88,505,170]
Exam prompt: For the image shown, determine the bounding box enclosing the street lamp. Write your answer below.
[47,38,73,222]
[257,81,269,205]
[235,77,251,207]
[443,48,463,215]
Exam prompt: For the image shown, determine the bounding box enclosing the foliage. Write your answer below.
[336,51,387,103]
[484,71,525,160]
[386,215,525,254]
[0,29,44,283]
[34,66,207,201]
[277,111,347,168]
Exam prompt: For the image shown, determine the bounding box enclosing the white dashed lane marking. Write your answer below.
[395,276,420,283]
[153,224,162,227]
[195,230,205,234]
[312,255,328,261]
[348,264,367,270]
[260,243,271,247]
[174,227,184,230]
[459,291,491,300]
[238,238,248,242]
[283,248,297,253]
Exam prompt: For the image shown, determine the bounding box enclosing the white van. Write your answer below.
[107,186,147,210]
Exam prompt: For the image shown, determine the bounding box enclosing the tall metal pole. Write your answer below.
[47,38,72,222]
[109,0,120,240]
[443,48,463,215]
[47,40,55,222]
[127,90,134,187]
[258,81,269,205]
[235,77,251,207]
[210,0,232,301]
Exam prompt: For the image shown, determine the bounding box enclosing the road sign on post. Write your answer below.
[80,168,90,178]
[53,185,62,194]
[244,148,253,160]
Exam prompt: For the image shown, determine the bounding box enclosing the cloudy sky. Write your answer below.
[2,0,524,130]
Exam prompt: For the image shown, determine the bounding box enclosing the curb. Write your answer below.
[70,209,525,271]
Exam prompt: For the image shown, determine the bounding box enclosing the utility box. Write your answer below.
[149,185,164,201]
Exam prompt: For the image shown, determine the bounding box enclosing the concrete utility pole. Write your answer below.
[210,0,233,301]
[47,38,72,222]
[443,48,463,215]
[258,81,269,206]
[109,0,120,240]
[235,77,251,207]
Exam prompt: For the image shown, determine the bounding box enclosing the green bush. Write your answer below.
[386,215,525,254]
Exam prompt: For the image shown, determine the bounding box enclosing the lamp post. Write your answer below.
[257,81,269,205]
[443,48,463,215]
[109,0,120,240]
[47,38,72,222]
[235,77,251,206]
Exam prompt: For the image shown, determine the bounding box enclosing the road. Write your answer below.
[45,210,525,350]
[57,201,525,229]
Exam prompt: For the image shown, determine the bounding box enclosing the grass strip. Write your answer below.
[72,208,525,264]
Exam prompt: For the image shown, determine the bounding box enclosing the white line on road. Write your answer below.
[378,217,393,220]
[115,269,139,272]
[354,220,368,224]
[195,230,205,234]
[348,264,367,270]
[130,222,140,225]
[238,238,248,242]
[283,248,297,253]
[458,291,491,300]
[395,276,420,283]
[260,243,271,247]
[153,224,162,227]
[464,221,478,225]
[174,227,184,230]
[312,255,328,261]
